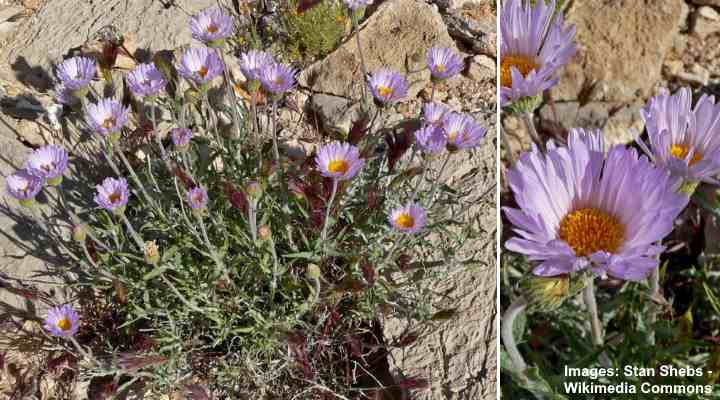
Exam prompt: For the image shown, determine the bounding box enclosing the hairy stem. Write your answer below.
[521,111,544,150]
[119,213,145,251]
[501,297,528,374]
[584,277,612,367]
[321,179,339,246]
[648,266,660,345]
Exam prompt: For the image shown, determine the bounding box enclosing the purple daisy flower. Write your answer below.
[423,102,450,127]
[85,98,130,140]
[5,169,43,205]
[94,177,129,213]
[440,112,466,144]
[343,0,373,10]
[189,7,234,46]
[637,87,720,184]
[56,56,96,92]
[504,129,688,281]
[500,0,576,106]
[368,69,409,105]
[315,141,365,181]
[239,50,275,82]
[259,62,298,96]
[447,115,487,150]
[427,48,464,81]
[415,126,446,154]
[187,187,209,210]
[44,304,80,338]
[171,127,193,149]
[126,63,167,99]
[24,145,69,185]
[389,203,427,234]
[177,47,225,86]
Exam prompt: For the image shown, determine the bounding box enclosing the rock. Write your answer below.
[298,0,457,101]
[538,101,645,147]
[0,0,216,87]
[467,55,495,82]
[443,5,496,57]
[691,6,720,38]
[676,64,710,86]
[554,0,688,102]
[309,94,366,136]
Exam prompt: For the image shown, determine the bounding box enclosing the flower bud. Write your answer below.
[144,241,160,265]
[520,274,585,313]
[306,264,321,280]
[246,181,263,200]
[258,225,272,241]
[72,223,88,243]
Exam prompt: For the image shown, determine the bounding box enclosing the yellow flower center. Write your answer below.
[557,207,624,257]
[207,24,218,33]
[500,55,540,88]
[377,86,393,98]
[199,66,209,78]
[447,131,458,142]
[101,117,116,129]
[109,191,122,204]
[56,317,72,331]
[435,64,446,73]
[670,144,702,166]
[328,160,349,174]
[395,213,415,229]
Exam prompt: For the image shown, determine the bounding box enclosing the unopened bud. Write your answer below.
[258,225,272,241]
[246,181,263,200]
[144,241,160,265]
[306,264,321,280]
[72,223,88,243]
[520,274,584,313]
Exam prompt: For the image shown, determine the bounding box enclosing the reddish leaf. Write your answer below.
[297,0,323,13]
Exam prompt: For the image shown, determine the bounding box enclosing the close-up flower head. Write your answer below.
[177,47,225,86]
[500,0,576,106]
[24,145,69,185]
[447,115,487,150]
[423,102,450,127]
[126,63,167,99]
[5,169,43,203]
[94,177,130,213]
[171,127,194,148]
[44,304,80,338]
[259,62,298,96]
[187,186,209,210]
[239,50,275,83]
[504,129,688,281]
[55,56,96,91]
[427,47,464,81]
[389,203,427,234]
[368,69,409,105]
[189,7,234,45]
[638,87,720,184]
[315,141,365,181]
[85,98,130,138]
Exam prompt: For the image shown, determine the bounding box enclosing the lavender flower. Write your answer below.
[415,126,446,154]
[5,170,43,206]
[500,0,576,107]
[171,128,193,149]
[259,62,298,97]
[177,47,225,87]
[427,48,463,81]
[44,304,80,338]
[389,203,427,234]
[368,69,409,105]
[24,145,69,186]
[94,177,129,213]
[189,7,234,46]
[55,83,77,106]
[504,129,688,281]
[441,112,466,145]
[187,187,209,210]
[239,50,275,83]
[423,102,449,127]
[343,0,373,10]
[85,98,130,141]
[56,56,96,93]
[315,141,365,181]
[638,87,720,184]
[447,115,487,150]
[126,63,167,99]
